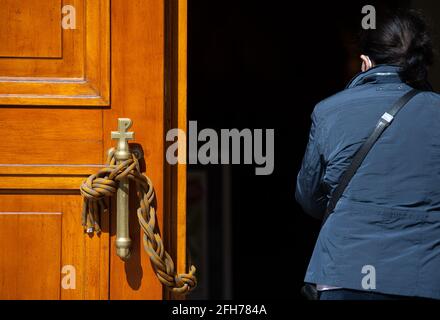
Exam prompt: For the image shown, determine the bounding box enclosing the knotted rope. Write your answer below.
[80,148,196,294]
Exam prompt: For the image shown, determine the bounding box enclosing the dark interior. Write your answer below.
[187,0,439,299]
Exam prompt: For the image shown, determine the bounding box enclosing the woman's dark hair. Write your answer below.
[360,8,434,89]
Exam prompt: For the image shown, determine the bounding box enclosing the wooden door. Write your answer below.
[0,0,187,300]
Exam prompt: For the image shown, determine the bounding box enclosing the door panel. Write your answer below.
[0,109,103,164]
[0,0,62,58]
[0,211,62,299]
[0,193,108,300]
[0,0,110,106]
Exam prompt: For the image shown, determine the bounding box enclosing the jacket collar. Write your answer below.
[346,65,402,89]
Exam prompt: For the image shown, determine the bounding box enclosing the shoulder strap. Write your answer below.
[322,89,421,226]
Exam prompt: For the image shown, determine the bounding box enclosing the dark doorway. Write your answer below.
[187,0,438,299]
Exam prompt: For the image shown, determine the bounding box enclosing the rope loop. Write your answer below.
[80,148,196,294]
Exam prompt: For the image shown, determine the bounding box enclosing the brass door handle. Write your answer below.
[80,118,197,292]
[111,118,134,260]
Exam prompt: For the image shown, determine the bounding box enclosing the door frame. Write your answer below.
[164,0,188,300]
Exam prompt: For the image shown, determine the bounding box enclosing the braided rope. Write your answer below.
[80,148,197,294]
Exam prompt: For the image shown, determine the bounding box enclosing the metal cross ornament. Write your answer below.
[111,118,135,161]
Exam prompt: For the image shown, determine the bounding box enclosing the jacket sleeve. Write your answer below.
[295,111,328,220]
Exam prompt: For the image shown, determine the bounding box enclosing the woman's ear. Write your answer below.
[360,55,373,72]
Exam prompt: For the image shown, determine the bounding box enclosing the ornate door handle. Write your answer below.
[80,118,197,294]
[111,118,134,260]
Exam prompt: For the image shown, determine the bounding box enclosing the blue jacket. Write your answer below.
[296,65,440,299]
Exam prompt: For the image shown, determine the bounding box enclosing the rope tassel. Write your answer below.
[80,148,197,294]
